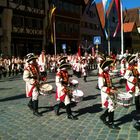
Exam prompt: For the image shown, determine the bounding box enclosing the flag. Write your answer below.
[113,0,121,37]
[92,47,94,56]
[102,0,112,14]
[46,6,56,44]
[78,45,81,57]
[50,6,56,43]
[102,0,112,39]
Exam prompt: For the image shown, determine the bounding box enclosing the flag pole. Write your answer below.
[52,4,56,56]
[108,28,110,56]
[120,1,124,55]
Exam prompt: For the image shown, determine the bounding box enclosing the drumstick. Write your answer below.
[116,88,125,94]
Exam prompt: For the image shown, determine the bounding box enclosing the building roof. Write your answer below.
[123,22,135,33]
[123,7,140,27]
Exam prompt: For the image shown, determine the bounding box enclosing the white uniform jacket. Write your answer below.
[98,71,116,112]
[23,64,40,100]
[55,70,70,105]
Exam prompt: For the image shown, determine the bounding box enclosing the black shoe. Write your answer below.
[28,104,33,110]
[54,109,60,116]
[84,79,87,82]
[33,111,43,117]
[100,115,108,125]
[108,123,120,130]
[133,122,140,131]
[67,115,78,120]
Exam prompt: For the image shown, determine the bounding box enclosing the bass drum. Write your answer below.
[71,89,84,103]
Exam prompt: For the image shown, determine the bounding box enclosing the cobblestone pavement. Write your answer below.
[0,71,140,140]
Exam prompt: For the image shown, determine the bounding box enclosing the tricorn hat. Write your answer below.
[127,55,136,63]
[59,63,71,70]
[98,55,106,62]
[58,56,67,64]
[100,59,114,70]
[26,53,37,62]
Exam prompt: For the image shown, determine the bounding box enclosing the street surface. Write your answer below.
[0,70,139,140]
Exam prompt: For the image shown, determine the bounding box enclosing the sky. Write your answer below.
[95,0,140,9]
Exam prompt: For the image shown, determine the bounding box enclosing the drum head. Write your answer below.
[72,90,84,97]
[71,79,79,85]
[40,83,53,93]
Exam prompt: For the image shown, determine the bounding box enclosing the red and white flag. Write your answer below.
[78,45,81,57]
[113,0,121,37]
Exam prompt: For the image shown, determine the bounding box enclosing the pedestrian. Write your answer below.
[99,59,120,129]
[54,56,78,120]
[23,53,43,117]
[81,57,88,82]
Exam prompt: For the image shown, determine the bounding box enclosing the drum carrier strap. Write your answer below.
[103,72,112,88]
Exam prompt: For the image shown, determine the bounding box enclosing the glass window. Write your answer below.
[85,22,87,28]
[25,18,32,28]
[12,16,24,27]
[73,24,79,32]
[75,5,80,14]
[58,1,63,10]
[69,3,73,13]
[63,2,69,11]
[90,23,93,29]
[0,18,1,27]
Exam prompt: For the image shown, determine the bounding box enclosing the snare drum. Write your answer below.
[71,89,84,102]
[39,83,53,94]
[117,92,133,107]
[70,79,79,89]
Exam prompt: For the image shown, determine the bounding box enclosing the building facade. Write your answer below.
[80,2,104,55]
[46,0,83,54]
[123,8,140,52]
[9,0,46,57]
[0,0,8,56]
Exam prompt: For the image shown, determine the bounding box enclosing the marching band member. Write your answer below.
[38,50,47,81]
[96,55,105,89]
[23,53,44,117]
[124,55,140,112]
[99,59,120,129]
[75,59,81,78]
[54,57,78,120]
[11,56,16,76]
[81,57,88,82]
[120,56,126,77]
